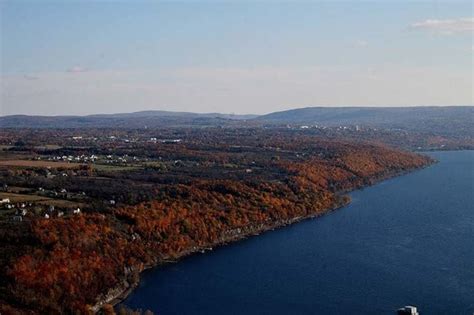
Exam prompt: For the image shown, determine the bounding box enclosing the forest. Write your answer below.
[0,127,433,314]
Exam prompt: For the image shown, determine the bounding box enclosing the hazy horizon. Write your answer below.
[1,104,474,118]
[1,1,473,116]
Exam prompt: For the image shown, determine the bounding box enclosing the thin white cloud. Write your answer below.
[353,40,369,48]
[67,66,87,73]
[23,74,39,80]
[410,17,474,35]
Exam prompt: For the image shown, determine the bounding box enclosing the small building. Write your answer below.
[44,214,50,219]
[109,200,116,205]
[397,306,419,315]
[162,139,182,144]
[0,198,10,204]
[73,208,81,214]
[12,215,23,222]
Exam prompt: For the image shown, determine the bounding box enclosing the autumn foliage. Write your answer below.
[0,132,432,314]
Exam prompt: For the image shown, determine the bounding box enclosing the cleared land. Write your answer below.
[93,164,141,172]
[0,160,83,169]
[0,192,84,207]
[0,192,49,202]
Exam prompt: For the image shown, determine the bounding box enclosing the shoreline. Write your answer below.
[93,161,435,312]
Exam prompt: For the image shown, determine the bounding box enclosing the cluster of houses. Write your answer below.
[43,169,84,179]
[95,136,183,144]
[43,153,146,165]
[283,124,369,132]
[42,206,82,219]
[37,152,151,167]
[37,187,86,200]
[71,135,138,144]
[45,154,98,163]
[149,138,182,144]
[103,154,143,164]
[1,198,82,222]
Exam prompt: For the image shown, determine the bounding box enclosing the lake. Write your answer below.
[121,151,474,314]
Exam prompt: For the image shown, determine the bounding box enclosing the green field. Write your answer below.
[0,192,84,208]
[93,163,142,172]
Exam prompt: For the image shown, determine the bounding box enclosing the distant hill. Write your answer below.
[1,107,472,138]
[258,106,474,137]
[258,106,472,125]
[88,110,257,120]
[0,110,258,128]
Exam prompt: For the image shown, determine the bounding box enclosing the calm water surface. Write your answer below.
[122,151,474,314]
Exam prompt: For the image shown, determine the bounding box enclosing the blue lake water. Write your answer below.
[122,151,474,314]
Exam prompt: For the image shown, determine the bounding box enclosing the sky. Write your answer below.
[0,1,473,116]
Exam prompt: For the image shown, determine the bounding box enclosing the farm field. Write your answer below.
[93,163,142,172]
[0,192,84,207]
[0,192,50,203]
[0,160,83,169]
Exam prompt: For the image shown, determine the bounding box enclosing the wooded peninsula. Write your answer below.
[0,127,433,314]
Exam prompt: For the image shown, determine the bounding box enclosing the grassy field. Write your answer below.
[0,192,50,203]
[6,186,32,193]
[0,160,83,169]
[34,145,62,150]
[93,163,142,172]
[0,192,84,207]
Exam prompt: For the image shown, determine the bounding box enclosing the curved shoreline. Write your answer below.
[94,162,434,312]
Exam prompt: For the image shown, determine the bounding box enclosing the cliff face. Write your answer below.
[0,135,433,314]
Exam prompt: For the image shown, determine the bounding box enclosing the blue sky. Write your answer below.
[1,1,472,115]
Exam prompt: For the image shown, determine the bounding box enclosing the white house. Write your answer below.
[397,306,419,315]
